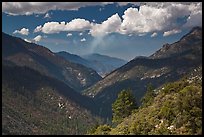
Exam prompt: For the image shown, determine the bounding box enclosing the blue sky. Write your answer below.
[2,2,202,61]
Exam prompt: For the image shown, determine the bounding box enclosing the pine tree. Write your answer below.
[112,89,138,124]
[141,83,155,107]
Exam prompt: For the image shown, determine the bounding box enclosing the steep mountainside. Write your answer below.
[112,67,202,135]
[91,66,202,135]
[2,61,101,135]
[83,27,202,118]
[82,53,127,77]
[2,32,101,92]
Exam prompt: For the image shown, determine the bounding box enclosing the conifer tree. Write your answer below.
[112,89,138,124]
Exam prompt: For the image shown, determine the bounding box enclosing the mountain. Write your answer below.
[83,27,202,118]
[56,51,92,69]
[2,32,102,92]
[2,60,102,135]
[82,53,127,77]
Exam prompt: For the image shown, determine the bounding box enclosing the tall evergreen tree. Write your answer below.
[141,83,155,107]
[112,89,138,124]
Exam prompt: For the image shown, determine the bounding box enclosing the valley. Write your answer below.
[2,2,202,135]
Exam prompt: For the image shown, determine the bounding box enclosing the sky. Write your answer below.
[2,2,202,61]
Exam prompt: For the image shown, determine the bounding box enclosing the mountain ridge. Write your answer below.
[56,51,127,77]
[2,32,102,92]
[82,53,127,77]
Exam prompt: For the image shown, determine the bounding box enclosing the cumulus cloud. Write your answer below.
[37,22,64,34]
[13,28,29,35]
[33,35,42,42]
[163,29,181,37]
[80,38,86,42]
[34,19,92,34]
[67,19,92,31]
[2,2,114,15]
[79,32,83,36]
[151,32,158,37]
[119,2,201,35]
[90,13,122,37]
[67,33,72,37]
[120,5,181,35]
[111,2,201,36]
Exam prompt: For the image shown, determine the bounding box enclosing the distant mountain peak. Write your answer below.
[133,56,148,60]
[179,26,202,41]
[150,27,202,59]
[190,26,202,32]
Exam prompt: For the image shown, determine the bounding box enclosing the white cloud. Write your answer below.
[90,13,122,37]
[151,32,158,37]
[80,38,86,42]
[13,28,29,35]
[67,19,92,31]
[79,32,83,36]
[119,2,201,35]
[163,29,181,37]
[31,2,201,37]
[24,39,32,43]
[2,2,114,15]
[67,33,72,37]
[35,19,92,34]
[182,3,202,28]
[38,22,65,34]
[119,6,171,35]
[33,35,42,42]
[44,13,51,18]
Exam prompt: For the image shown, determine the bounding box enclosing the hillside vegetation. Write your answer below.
[90,66,202,135]
[2,62,102,135]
